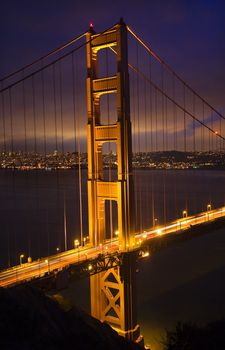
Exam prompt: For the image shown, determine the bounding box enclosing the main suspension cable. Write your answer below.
[128,63,225,141]
[0,22,119,94]
[0,32,87,83]
[127,25,225,122]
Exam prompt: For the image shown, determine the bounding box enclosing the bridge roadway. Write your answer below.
[1,206,225,288]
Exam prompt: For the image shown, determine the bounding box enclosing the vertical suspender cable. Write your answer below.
[161,66,167,225]
[136,41,142,233]
[22,72,27,153]
[183,84,188,214]
[149,56,155,227]
[54,64,62,250]
[106,40,113,242]
[193,94,196,152]
[219,116,222,151]
[1,88,6,152]
[9,88,17,264]
[32,76,37,159]
[32,75,37,259]
[9,89,14,152]
[192,93,197,214]
[1,86,10,266]
[41,66,47,157]
[144,73,149,228]
[1,87,8,266]
[59,60,65,248]
[155,87,158,152]
[74,52,83,246]
[22,73,31,257]
[59,61,64,155]
[41,65,48,253]
[172,75,178,220]
[53,64,58,153]
[131,70,138,231]
[64,191,67,251]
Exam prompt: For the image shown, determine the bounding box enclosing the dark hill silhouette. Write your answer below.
[0,285,141,350]
[163,319,225,350]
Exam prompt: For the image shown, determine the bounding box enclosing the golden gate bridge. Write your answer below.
[0,19,225,344]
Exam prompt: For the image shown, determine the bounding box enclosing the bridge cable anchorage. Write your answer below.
[126,25,225,122]
[0,22,119,94]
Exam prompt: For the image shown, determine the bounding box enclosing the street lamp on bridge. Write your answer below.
[19,254,24,265]
[207,203,212,211]
[45,259,50,274]
[74,239,79,249]
[74,239,80,261]
[182,210,188,218]
[207,203,212,221]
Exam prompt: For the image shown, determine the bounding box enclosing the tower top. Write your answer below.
[88,21,95,34]
[119,17,125,25]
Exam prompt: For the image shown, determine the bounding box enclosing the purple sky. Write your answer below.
[1,0,225,109]
[0,0,225,152]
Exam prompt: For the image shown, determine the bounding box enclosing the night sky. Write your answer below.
[1,0,225,154]
[1,4,225,348]
[1,0,225,112]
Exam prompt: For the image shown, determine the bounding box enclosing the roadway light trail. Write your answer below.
[1,206,225,288]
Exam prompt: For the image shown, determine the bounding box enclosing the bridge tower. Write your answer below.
[86,20,141,342]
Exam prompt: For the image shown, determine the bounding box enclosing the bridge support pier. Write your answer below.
[90,252,142,343]
[86,20,142,344]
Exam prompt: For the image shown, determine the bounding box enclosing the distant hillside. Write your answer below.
[0,286,141,350]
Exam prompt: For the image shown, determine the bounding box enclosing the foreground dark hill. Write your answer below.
[0,286,141,350]
[164,319,225,350]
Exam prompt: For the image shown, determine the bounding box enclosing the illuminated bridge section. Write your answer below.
[1,206,225,288]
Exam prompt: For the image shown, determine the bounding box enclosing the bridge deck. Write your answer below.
[1,206,225,288]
